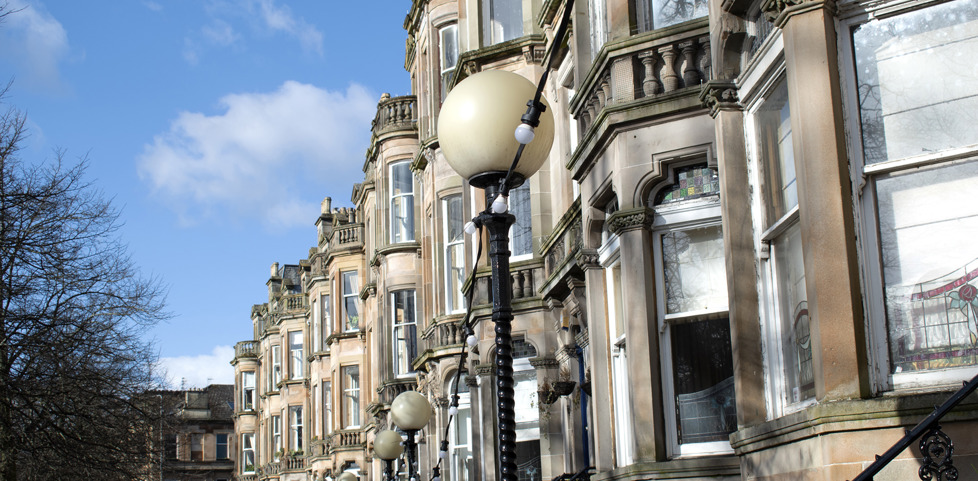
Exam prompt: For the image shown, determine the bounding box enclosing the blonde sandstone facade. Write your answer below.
[232,0,978,480]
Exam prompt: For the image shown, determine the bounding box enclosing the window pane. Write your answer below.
[652,0,708,29]
[393,290,418,376]
[344,366,361,428]
[483,0,523,45]
[661,225,728,314]
[755,77,797,227]
[510,183,532,257]
[654,165,719,205]
[853,1,978,165]
[392,162,413,196]
[216,434,228,460]
[773,222,813,403]
[671,318,736,444]
[446,195,465,312]
[343,272,360,331]
[290,331,303,379]
[877,160,978,372]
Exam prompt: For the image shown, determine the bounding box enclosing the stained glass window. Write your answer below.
[654,165,719,205]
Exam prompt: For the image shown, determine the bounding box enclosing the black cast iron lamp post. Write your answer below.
[391,390,433,481]
[374,429,405,481]
[437,69,555,481]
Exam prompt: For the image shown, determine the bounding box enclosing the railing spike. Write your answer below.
[875,454,881,460]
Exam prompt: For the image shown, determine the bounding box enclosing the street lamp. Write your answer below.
[391,390,433,481]
[374,429,405,481]
[336,471,358,481]
[437,70,556,481]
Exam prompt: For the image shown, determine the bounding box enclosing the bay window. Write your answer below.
[272,415,282,459]
[749,73,813,412]
[651,165,736,456]
[343,271,360,331]
[343,365,361,428]
[241,371,255,411]
[241,433,255,474]
[271,345,281,388]
[289,330,303,380]
[439,25,458,103]
[392,290,418,377]
[444,195,466,313]
[482,0,523,46]
[290,405,303,451]
[846,0,978,386]
[391,161,415,243]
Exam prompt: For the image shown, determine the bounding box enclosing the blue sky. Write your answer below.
[0,0,411,388]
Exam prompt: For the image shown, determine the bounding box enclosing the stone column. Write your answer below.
[607,207,665,462]
[702,81,767,426]
[579,248,615,471]
[778,0,870,400]
[474,363,496,481]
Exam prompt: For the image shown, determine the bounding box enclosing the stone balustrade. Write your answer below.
[330,224,364,251]
[234,340,258,359]
[372,95,417,136]
[574,23,710,134]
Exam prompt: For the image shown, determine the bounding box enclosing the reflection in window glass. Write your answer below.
[877,161,978,372]
[670,318,735,444]
[482,0,523,46]
[853,1,978,165]
[774,222,813,403]
[343,271,360,331]
[392,290,418,376]
[510,183,532,258]
[661,226,728,314]
[635,0,708,32]
[755,77,797,228]
[445,195,466,312]
[440,25,459,103]
[391,162,415,243]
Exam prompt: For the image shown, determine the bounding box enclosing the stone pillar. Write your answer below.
[778,1,870,400]
[607,207,665,462]
[580,249,615,471]
[702,81,767,426]
[474,363,496,481]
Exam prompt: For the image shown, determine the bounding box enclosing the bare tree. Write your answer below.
[0,85,170,480]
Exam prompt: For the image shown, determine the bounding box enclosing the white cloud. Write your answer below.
[138,81,376,228]
[202,19,240,47]
[253,0,323,56]
[159,345,235,389]
[142,1,163,12]
[0,0,70,92]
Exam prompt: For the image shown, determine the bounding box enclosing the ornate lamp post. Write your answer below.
[391,390,433,481]
[374,429,405,481]
[437,70,556,481]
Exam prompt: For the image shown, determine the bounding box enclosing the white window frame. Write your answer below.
[321,293,332,350]
[444,194,466,313]
[343,365,361,429]
[838,0,978,392]
[343,271,360,332]
[290,405,303,451]
[323,381,333,435]
[241,371,255,411]
[741,43,816,418]
[650,192,733,457]
[390,161,415,244]
[439,24,459,103]
[271,345,282,389]
[392,289,418,378]
[450,375,472,481]
[272,414,282,459]
[241,433,255,474]
[599,229,632,466]
[289,330,303,380]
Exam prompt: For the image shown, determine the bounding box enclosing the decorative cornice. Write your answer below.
[700,80,741,117]
[606,207,655,235]
[530,356,559,369]
[762,0,836,26]
[575,248,601,270]
[475,363,494,377]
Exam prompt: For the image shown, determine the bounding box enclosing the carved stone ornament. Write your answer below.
[761,0,805,21]
[575,248,601,270]
[700,80,741,117]
[606,207,655,235]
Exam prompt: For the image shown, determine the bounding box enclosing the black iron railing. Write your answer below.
[851,373,978,481]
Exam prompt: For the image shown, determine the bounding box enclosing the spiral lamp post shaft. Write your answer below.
[474,179,519,481]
